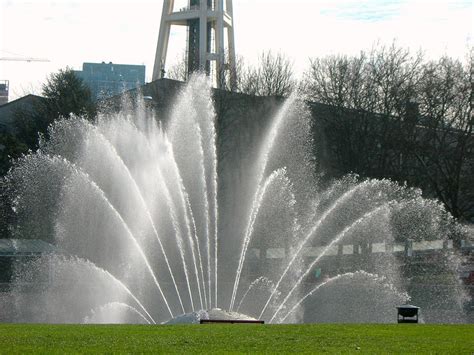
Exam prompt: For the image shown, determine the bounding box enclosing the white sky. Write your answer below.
[1,0,472,100]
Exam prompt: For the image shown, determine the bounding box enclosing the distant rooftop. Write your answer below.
[75,61,146,101]
[0,94,44,134]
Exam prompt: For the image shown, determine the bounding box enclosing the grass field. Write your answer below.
[0,323,472,353]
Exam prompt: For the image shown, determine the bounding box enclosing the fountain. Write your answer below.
[4,75,469,324]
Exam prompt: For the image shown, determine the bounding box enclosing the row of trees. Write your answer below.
[168,44,473,221]
[167,51,296,97]
[302,45,473,221]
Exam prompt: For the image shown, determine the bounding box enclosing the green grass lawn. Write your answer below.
[0,323,472,354]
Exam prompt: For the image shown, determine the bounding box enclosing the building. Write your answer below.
[0,239,59,285]
[0,80,9,106]
[0,94,44,134]
[75,62,146,101]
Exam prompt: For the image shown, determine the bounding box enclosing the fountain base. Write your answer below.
[163,308,257,324]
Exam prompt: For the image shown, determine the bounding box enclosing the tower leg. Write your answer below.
[152,0,174,81]
[227,26,237,89]
[226,0,237,89]
[199,0,208,73]
[215,0,225,88]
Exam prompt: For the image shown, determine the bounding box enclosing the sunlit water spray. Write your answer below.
[5,74,469,324]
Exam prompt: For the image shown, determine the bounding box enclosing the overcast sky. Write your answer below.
[1,0,472,100]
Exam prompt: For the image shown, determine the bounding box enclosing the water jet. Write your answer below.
[4,75,469,324]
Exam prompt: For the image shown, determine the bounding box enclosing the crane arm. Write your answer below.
[0,57,50,62]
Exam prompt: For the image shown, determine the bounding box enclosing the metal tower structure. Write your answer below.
[152,0,236,88]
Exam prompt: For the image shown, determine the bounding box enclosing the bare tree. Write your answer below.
[238,51,295,97]
[302,43,423,178]
[302,42,473,221]
[164,50,295,97]
[166,53,188,82]
[412,53,473,220]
